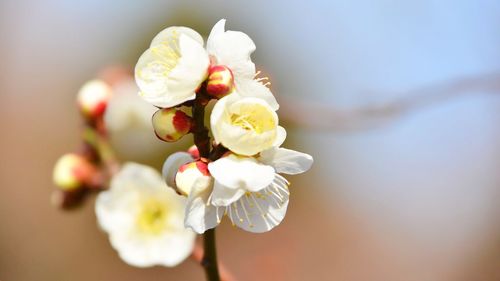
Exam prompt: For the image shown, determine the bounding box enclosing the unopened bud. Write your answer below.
[206,65,234,99]
[187,145,200,159]
[77,79,112,119]
[175,161,211,196]
[53,153,96,190]
[152,108,192,142]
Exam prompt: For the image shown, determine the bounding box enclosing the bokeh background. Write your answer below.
[1,1,500,280]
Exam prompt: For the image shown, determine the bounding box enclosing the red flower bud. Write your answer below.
[152,108,192,142]
[206,65,234,99]
[175,161,211,196]
[77,80,112,119]
[53,153,96,190]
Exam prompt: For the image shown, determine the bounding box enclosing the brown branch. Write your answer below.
[192,88,221,281]
[279,71,500,131]
[191,243,236,281]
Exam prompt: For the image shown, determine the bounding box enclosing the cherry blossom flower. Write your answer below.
[210,94,285,156]
[95,163,195,267]
[162,142,313,233]
[135,27,209,108]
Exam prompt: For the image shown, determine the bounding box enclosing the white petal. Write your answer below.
[235,79,279,111]
[95,189,136,234]
[109,225,195,267]
[259,148,313,175]
[116,163,166,191]
[273,126,287,147]
[210,181,245,206]
[209,92,227,143]
[208,154,275,192]
[165,34,209,99]
[228,175,289,233]
[162,152,193,188]
[206,19,226,55]
[206,19,256,80]
[151,26,204,47]
[184,180,225,234]
[135,48,170,98]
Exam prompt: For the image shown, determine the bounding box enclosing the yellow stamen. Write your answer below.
[136,199,169,235]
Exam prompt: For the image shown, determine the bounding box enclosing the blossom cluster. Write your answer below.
[52,19,313,271]
[135,19,313,233]
[52,74,196,267]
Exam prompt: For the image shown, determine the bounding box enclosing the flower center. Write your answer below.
[136,199,169,235]
[229,104,275,134]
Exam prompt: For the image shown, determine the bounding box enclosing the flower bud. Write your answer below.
[187,145,200,159]
[175,161,211,196]
[152,108,193,142]
[77,79,112,119]
[53,153,96,191]
[206,65,234,99]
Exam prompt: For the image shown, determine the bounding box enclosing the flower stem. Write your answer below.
[202,228,221,281]
[191,244,236,281]
[82,125,120,178]
[192,90,210,158]
[192,89,221,281]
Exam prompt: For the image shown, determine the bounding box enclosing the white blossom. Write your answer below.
[210,94,284,156]
[135,26,209,108]
[95,163,195,267]
[179,145,313,234]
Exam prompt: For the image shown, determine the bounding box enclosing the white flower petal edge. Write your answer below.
[208,154,275,207]
[162,152,193,188]
[151,26,204,47]
[236,78,279,111]
[95,163,195,267]
[209,154,275,192]
[259,147,313,175]
[135,27,209,108]
[210,181,246,207]
[273,126,287,147]
[184,179,225,234]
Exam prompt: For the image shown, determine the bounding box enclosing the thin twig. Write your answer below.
[82,126,120,177]
[279,71,500,131]
[191,244,236,281]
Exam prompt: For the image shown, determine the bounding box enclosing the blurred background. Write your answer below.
[1,1,500,280]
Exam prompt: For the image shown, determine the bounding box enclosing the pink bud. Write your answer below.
[53,153,96,190]
[152,108,192,142]
[77,80,112,119]
[206,65,234,99]
[175,161,211,196]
